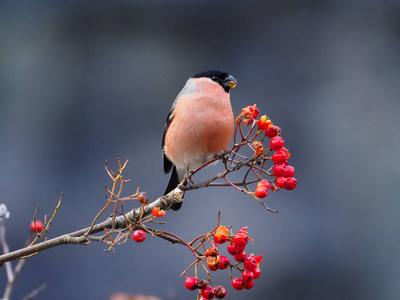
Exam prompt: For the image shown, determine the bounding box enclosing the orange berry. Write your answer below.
[257,115,272,130]
[152,206,165,217]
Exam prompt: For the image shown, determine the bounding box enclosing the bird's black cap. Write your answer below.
[192,69,237,93]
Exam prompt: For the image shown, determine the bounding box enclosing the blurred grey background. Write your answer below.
[1,1,399,299]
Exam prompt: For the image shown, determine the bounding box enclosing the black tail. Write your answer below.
[164,166,183,210]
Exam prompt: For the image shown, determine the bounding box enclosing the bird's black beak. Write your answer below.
[223,75,237,90]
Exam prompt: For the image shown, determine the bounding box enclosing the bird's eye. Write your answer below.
[211,76,218,81]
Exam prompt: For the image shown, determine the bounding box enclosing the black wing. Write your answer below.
[162,107,174,174]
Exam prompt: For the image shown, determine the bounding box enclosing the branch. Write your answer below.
[0,190,183,265]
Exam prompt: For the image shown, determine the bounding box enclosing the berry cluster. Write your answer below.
[184,226,262,299]
[236,105,298,200]
[257,112,297,193]
[225,227,262,291]
[184,276,227,299]
[237,105,297,201]
[272,146,297,191]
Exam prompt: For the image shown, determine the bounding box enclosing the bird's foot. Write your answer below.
[183,170,195,188]
[217,150,228,163]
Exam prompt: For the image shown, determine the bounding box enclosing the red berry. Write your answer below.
[275,177,287,188]
[257,115,272,130]
[184,276,198,290]
[213,226,229,244]
[255,187,268,198]
[132,230,146,242]
[201,286,215,299]
[265,125,281,138]
[242,270,254,282]
[30,220,44,233]
[218,255,230,270]
[233,233,248,247]
[232,278,245,290]
[285,177,297,190]
[273,163,287,177]
[214,285,227,298]
[233,251,247,262]
[270,136,284,150]
[257,179,271,190]
[213,234,225,244]
[253,266,261,279]
[227,243,240,256]
[285,165,295,177]
[272,151,287,164]
[244,279,254,289]
[243,255,258,271]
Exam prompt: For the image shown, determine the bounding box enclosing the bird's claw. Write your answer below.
[217,150,227,162]
[183,171,195,188]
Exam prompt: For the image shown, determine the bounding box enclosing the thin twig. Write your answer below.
[21,284,46,300]
[0,222,13,281]
[29,193,63,247]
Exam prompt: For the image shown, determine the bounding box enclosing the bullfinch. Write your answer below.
[162,70,237,210]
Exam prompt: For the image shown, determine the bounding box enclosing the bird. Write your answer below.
[162,70,237,210]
